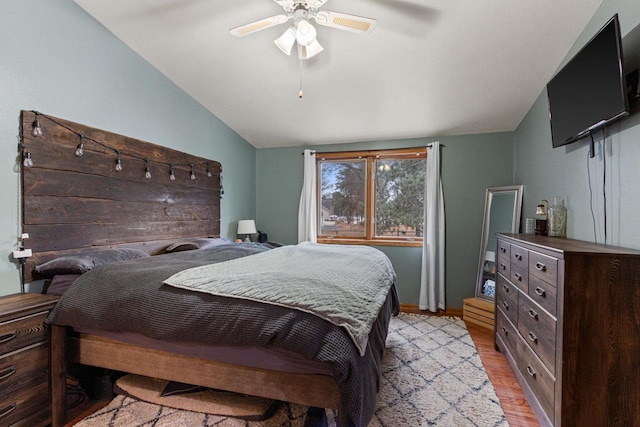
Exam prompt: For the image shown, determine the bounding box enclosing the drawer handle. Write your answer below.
[514,253,522,261]
[502,284,509,293]
[514,272,522,281]
[528,309,539,319]
[500,247,507,253]
[0,403,16,420]
[528,331,538,343]
[526,365,537,378]
[535,262,547,272]
[502,301,509,311]
[0,332,16,344]
[534,287,546,297]
[500,263,507,271]
[0,366,16,381]
[501,327,508,336]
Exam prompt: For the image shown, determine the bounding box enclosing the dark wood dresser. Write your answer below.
[494,233,640,427]
[0,293,58,426]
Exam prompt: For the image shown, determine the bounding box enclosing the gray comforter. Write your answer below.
[164,243,396,356]
[47,243,399,427]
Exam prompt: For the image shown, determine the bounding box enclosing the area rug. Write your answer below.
[74,313,508,426]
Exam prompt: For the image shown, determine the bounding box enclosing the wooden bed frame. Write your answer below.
[18,111,340,427]
[50,328,340,426]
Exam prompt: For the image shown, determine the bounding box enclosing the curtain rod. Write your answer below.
[301,145,443,155]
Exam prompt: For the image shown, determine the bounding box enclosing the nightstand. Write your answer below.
[0,293,58,427]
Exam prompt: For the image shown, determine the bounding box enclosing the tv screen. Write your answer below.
[547,14,629,149]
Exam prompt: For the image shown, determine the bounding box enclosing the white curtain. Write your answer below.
[298,149,317,243]
[419,141,445,312]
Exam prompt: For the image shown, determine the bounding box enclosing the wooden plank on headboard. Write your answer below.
[20,110,222,281]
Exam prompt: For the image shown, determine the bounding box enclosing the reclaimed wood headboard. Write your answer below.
[20,110,222,281]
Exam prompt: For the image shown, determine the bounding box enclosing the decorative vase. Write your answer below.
[548,196,567,237]
[525,218,536,234]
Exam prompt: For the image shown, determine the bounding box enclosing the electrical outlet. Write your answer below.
[12,249,32,259]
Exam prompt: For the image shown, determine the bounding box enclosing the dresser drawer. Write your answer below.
[496,275,518,325]
[0,311,50,356]
[510,265,528,293]
[496,258,511,279]
[0,342,49,401]
[510,244,529,270]
[517,334,555,422]
[529,275,557,317]
[496,309,517,351]
[529,251,558,287]
[497,274,518,308]
[497,239,511,261]
[0,375,49,426]
[518,295,557,375]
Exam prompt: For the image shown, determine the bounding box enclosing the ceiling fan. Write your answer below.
[229,0,377,60]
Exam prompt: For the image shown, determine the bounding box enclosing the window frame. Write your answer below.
[316,147,427,247]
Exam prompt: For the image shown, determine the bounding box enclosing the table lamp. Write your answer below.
[237,220,257,242]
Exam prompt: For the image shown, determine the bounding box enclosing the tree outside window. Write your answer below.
[317,148,426,247]
[319,160,366,237]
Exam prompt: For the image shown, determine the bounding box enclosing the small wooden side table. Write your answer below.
[463,297,495,330]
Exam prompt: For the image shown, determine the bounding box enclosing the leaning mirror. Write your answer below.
[475,185,523,300]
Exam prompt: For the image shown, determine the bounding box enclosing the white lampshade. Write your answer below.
[275,27,296,56]
[295,20,316,46]
[298,39,323,60]
[237,220,257,235]
[485,250,496,263]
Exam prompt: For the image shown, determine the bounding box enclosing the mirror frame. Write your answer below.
[475,185,524,300]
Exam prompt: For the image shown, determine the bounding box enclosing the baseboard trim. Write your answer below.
[400,303,463,318]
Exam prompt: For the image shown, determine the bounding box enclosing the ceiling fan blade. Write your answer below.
[229,15,291,37]
[273,0,293,9]
[313,10,376,34]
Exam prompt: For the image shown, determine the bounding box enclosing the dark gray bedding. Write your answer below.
[47,243,399,427]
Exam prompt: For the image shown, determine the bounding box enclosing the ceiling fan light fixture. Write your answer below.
[298,39,323,60]
[296,19,317,46]
[232,2,377,63]
[274,26,296,56]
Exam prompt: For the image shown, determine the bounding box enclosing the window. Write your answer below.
[317,147,426,247]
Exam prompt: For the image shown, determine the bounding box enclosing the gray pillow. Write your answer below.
[164,237,230,253]
[35,248,150,277]
[43,274,81,296]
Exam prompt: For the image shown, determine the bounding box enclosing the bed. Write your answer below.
[19,111,398,427]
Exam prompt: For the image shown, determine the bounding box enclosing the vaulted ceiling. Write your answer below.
[73,0,603,148]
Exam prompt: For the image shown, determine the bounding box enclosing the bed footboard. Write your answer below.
[49,325,340,427]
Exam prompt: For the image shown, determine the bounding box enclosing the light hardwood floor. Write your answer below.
[466,322,540,426]
[65,322,540,427]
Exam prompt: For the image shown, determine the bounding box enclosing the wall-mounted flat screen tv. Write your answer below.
[547,14,629,150]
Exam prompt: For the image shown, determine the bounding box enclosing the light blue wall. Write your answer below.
[5,1,629,308]
[0,0,256,295]
[514,0,640,248]
[256,133,515,308]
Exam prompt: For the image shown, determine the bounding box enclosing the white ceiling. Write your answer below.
[73,0,602,149]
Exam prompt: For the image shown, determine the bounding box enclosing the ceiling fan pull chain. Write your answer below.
[299,58,304,99]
